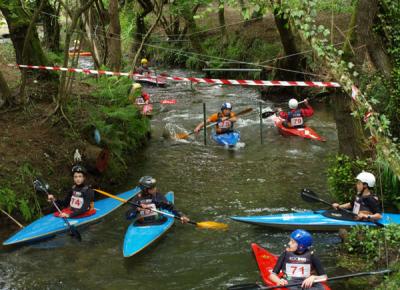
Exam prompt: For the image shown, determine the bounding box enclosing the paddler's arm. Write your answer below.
[332,202,351,210]
[302,254,327,288]
[155,194,190,224]
[269,252,288,286]
[194,113,218,133]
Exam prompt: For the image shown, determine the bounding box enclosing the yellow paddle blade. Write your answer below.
[175,132,190,139]
[195,221,228,230]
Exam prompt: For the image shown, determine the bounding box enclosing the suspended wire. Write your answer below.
[39,9,343,79]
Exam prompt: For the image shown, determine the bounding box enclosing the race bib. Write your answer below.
[218,120,232,129]
[70,196,84,209]
[285,263,311,278]
[139,203,157,218]
[291,117,304,126]
[353,202,361,214]
[136,97,145,105]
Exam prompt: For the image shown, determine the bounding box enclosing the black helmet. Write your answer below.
[139,176,156,190]
[72,165,87,175]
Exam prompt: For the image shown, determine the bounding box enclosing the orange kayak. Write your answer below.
[68,51,92,57]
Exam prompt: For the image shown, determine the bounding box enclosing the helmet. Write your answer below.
[290,229,313,252]
[132,83,142,90]
[356,171,376,188]
[141,58,148,64]
[139,176,156,190]
[288,98,298,109]
[221,102,232,111]
[72,165,87,175]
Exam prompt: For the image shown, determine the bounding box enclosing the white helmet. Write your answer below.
[132,83,142,90]
[288,98,298,109]
[356,171,376,188]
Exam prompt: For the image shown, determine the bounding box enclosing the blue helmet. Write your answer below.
[221,102,232,111]
[290,229,313,252]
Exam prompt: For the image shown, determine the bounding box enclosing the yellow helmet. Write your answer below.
[132,83,142,90]
[141,58,148,64]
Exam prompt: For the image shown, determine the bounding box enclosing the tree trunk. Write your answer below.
[332,91,365,158]
[107,0,122,71]
[270,0,303,79]
[218,0,227,44]
[183,5,202,53]
[0,1,49,66]
[132,0,154,54]
[0,69,11,108]
[42,0,61,51]
[343,0,392,77]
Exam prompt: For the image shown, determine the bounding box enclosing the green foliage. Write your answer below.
[327,154,369,203]
[80,75,150,177]
[344,225,400,265]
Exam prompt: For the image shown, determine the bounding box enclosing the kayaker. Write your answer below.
[128,83,150,105]
[332,171,382,221]
[194,102,237,134]
[269,229,327,289]
[126,176,190,224]
[277,98,314,128]
[47,165,95,218]
[136,58,151,75]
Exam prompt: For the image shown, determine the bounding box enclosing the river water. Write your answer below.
[0,72,373,289]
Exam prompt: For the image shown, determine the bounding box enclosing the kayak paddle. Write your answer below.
[175,107,253,140]
[227,269,391,290]
[0,208,24,228]
[95,189,228,230]
[300,188,385,228]
[33,179,82,241]
[136,99,177,105]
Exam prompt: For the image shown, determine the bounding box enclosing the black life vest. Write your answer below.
[352,193,379,214]
[70,185,90,212]
[217,112,234,132]
[282,250,313,282]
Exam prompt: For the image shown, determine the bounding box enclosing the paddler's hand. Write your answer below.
[303,98,309,105]
[47,194,56,202]
[302,275,316,288]
[332,203,340,210]
[59,212,70,218]
[194,126,201,134]
[180,216,190,224]
[278,278,288,286]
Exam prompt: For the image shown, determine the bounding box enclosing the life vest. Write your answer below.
[137,195,162,222]
[135,92,150,105]
[352,194,379,214]
[69,185,90,211]
[288,109,304,128]
[217,112,234,132]
[282,250,313,281]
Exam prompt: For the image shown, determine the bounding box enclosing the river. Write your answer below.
[0,72,371,290]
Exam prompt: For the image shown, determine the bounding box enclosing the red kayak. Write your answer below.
[134,74,167,87]
[141,104,153,116]
[251,243,330,290]
[272,115,326,142]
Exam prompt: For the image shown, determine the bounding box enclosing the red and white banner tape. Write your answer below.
[11,64,341,87]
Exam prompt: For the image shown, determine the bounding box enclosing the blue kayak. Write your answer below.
[212,131,240,147]
[3,187,141,246]
[231,210,400,231]
[123,192,175,257]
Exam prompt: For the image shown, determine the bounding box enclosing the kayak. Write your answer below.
[272,115,325,142]
[3,187,141,246]
[68,51,92,57]
[212,131,240,147]
[123,192,174,257]
[134,75,167,87]
[252,243,331,290]
[231,210,400,231]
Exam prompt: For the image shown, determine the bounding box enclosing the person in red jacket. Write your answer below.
[277,98,314,128]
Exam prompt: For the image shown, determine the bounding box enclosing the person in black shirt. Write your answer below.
[47,165,94,218]
[126,176,190,224]
[269,229,327,289]
[332,171,382,221]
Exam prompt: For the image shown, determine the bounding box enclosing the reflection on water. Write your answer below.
[0,71,374,289]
